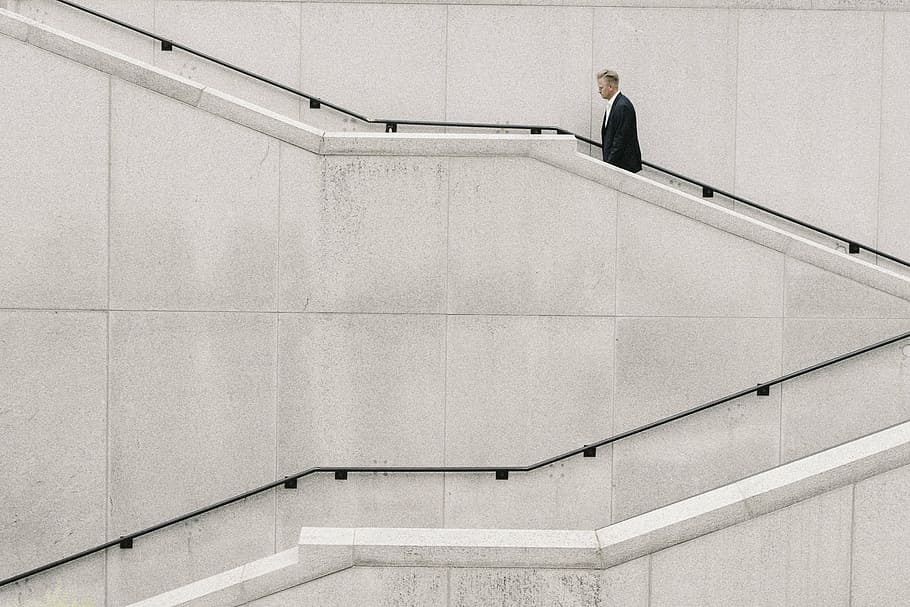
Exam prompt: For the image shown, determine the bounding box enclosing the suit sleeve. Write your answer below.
[605,104,633,165]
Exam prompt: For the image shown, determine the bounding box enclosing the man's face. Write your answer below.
[597,78,616,100]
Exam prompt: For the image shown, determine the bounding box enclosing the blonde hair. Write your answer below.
[596,69,619,86]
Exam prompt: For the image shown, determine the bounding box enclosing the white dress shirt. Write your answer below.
[603,90,621,129]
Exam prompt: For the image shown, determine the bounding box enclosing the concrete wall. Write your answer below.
[235,462,910,606]
[3,14,910,606]
[7,0,910,261]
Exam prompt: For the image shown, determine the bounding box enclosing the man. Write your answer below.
[597,69,642,173]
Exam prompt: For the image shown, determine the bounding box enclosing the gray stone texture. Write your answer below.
[593,8,738,190]
[6,6,910,602]
[852,462,910,606]
[280,146,448,314]
[107,493,276,606]
[448,559,649,607]
[155,1,301,120]
[878,13,910,263]
[448,157,617,315]
[735,10,883,245]
[110,79,279,311]
[650,486,853,606]
[443,457,612,530]
[122,423,910,606]
[15,0,155,63]
[785,258,910,318]
[5,0,910,278]
[298,3,446,131]
[277,313,446,468]
[0,35,108,309]
[0,312,107,579]
[275,312,446,543]
[351,527,602,569]
[18,1,910,6]
[446,6,592,136]
[108,312,277,530]
[275,474,445,550]
[780,318,910,462]
[614,316,783,431]
[616,194,786,317]
[445,315,613,466]
[612,394,780,521]
[248,566,447,607]
[0,555,105,607]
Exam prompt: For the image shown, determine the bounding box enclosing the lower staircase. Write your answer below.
[131,419,910,606]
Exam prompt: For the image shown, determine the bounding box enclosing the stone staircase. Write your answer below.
[2,6,910,606]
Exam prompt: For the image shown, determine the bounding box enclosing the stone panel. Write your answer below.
[449,558,649,607]
[0,35,108,309]
[612,393,780,521]
[110,79,279,311]
[445,315,613,466]
[280,145,448,313]
[615,194,785,317]
[852,463,910,606]
[780,318,910,463]
[736,10,882,244]
[15,0,155,63]
[448,157,617,315]
[107,492,275,606]
[592,8,738,189]
[878,13,910,263]
[0,555,105,607]
[443,457,612,530]
[278,313,446,468]
[446,6,592,136]
[108,312,277,530]
[784,257,910,318]
[156,1,300,120]
[0,312,106,580]
[248,566,447,607]
[276,474,445,550]
[650,486,853,607]
[614,316,783,432]
[812,0,910,9]
[298,3,446,131]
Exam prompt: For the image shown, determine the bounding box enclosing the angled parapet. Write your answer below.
[1,6,909,303]
[127,419,910,606]
[350,527,601,570]
[596,418,910,568]
[123,533,354,607]
[0,7,324,152]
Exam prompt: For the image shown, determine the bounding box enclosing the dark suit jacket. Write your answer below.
[601,92,642,173]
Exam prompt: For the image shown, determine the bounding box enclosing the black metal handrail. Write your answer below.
[3,328,910,588]
[39,0,910,272]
